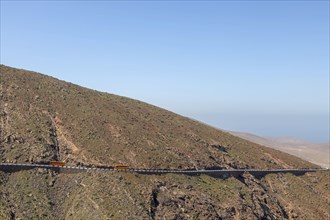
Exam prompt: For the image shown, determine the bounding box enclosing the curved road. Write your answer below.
[0,163,328,178]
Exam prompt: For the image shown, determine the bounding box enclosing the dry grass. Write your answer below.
[0,65,328,219]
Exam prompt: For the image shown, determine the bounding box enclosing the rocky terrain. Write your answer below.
[0,65,329,219]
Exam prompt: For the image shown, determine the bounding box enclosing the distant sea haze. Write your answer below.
[189,113,329,143]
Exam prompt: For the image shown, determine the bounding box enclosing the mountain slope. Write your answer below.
[0,65,329,219]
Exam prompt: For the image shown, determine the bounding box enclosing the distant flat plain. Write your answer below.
[230,131,330,168]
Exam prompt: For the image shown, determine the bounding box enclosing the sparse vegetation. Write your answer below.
[0,65,328,219]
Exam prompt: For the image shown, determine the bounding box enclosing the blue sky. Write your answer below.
[1,1,329,142]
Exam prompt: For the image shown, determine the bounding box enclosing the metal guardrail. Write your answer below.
[0,163,328,177]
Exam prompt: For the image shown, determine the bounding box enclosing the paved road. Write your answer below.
[0,163,328,178]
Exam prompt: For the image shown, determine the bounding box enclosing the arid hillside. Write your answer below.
[0,65,329,220]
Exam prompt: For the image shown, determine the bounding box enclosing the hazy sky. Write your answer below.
[1,1,329,143]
